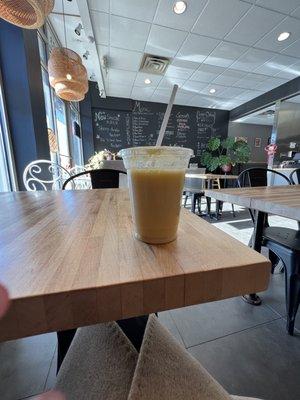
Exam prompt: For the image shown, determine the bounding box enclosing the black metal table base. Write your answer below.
[242,210,267,306]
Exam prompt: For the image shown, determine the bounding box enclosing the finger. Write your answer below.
[0,283,9,319]
[34,390,66,400]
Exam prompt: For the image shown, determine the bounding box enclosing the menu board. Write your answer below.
[93,109,131,152]
[92,100,228,156]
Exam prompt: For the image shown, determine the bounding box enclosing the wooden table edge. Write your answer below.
[0,258,271,342]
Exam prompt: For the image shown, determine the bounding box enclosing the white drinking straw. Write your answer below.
[156,84,178,146]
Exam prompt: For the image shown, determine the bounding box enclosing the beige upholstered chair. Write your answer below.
[56,315,263,400]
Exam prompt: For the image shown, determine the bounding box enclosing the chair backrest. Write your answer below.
[69,166,86,176]
[290,168,300,185]
[62,168,127,190]
[188,163,199,169]
[237,168,291,188]
[184,176,205,192]
[23,159,72,191]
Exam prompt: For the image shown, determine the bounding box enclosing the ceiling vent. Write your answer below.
[139,54,171,75]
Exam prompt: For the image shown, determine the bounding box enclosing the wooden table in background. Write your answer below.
[0,189,270,342]
[185,173,238,182]
[205,185,300,221]
[185,173,239,216]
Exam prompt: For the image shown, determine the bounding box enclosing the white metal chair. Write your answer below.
[23,159,73,191]
[69,165,87,175]
[66,165,92,190]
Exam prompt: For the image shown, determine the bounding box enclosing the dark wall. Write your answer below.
[0,20,49,190]
[228,122,271,163]
[81,82,230,164]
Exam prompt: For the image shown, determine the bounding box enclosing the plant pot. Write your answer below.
[221,164,232,173]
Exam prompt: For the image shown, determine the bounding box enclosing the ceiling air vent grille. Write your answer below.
[139,54,171,75]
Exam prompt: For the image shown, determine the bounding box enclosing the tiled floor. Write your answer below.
[1,202,299,400]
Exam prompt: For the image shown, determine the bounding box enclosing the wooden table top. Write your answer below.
[185,173,238,180]
[0,189,270,341]
[205,185,300,221]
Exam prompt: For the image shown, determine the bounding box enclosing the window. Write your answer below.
[0,69,17,192]
[37,26,84,171]
[54,95,71,169]
[69,103,84,167]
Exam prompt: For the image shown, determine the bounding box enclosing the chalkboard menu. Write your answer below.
[92,100,228,157]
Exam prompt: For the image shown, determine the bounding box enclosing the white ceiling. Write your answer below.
[49,0,300,110]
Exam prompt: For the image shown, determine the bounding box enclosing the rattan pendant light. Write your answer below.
[0,0,54,29]
[48,47,88,102]
[47,0,88,102]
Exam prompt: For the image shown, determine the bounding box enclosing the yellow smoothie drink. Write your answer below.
[119,147,193,244]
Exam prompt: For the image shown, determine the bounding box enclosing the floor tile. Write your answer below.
[260,270,300,332]
[0,333,56,400]
[260,271,286,317]
[189,319,300,400]
[158,311,185,347]
[43,347,57,392]
[170,297,279,348]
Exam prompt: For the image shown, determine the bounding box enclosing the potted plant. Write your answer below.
[86,149,114,169]
[201,137,251,172]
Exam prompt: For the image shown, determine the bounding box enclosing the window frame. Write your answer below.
[37,22,85,169]
[0,67,18,191]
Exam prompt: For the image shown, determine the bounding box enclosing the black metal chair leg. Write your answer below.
[231,203,236,217]
[269,250,280,274]
[206,197,211,217]
[286,275,300,335]
[191,194,196,214]
[184,195,188,208]
[197,195,202,215]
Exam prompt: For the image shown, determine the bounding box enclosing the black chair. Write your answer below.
[62,168,127,190]
[238,168,300,335]
[290,168,300,185]
[183,175,211,216]
[237,168,291,224]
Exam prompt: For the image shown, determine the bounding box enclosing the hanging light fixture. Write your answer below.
[0,0,54,29]
[48,48,88,101]
[47,0,88,102]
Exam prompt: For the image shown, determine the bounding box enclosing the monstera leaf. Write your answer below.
[201,152,220,172]
[219,155,231,166]
[221,137,235,150]
[206,137,221,152]
[232,140,251,164]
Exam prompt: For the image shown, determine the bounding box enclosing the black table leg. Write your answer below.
[117,315,149,352]
[57,329,77,374]
[242,211,266,306]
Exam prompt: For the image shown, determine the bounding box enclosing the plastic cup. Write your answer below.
[119,146,193,244]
